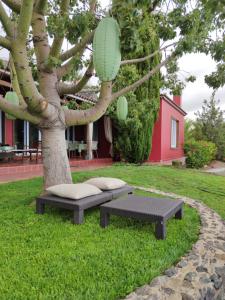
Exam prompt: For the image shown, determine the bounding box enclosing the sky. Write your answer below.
[0,0,224,120]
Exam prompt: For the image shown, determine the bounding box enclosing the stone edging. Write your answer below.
[124,186,225,300]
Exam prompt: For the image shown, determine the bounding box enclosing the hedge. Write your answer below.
[184,140,217,169]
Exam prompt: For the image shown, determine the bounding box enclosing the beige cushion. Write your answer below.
[46,183,102,200]
[85,177,126,190]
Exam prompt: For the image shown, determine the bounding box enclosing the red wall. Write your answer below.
[160,100,185,161]
[148,102,162,162]
[149,98,185,162]
[4,118,14,146]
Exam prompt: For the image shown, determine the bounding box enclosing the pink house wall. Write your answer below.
[149,96,186,162]
[4,118,14,146]
[160,100,185,161]
[148,102,162,162]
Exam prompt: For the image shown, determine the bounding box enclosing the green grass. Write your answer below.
[73,164,225,219]
[0,167,201,300]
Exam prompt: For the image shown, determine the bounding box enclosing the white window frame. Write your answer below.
[171,118,178,148]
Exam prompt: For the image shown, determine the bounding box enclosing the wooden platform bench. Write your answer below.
[36,185,134,224]
[100,195,183,239]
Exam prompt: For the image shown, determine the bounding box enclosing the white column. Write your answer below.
[86,122,93,160]
[23,121,30,148]
[38,130,42,142]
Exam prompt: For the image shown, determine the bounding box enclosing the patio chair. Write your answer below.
[92,141,98,158]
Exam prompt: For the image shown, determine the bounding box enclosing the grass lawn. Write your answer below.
[74,164,225,219]
[1,164,224,299]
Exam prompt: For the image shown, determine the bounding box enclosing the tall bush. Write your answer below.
[184,140,217,169]
[109,2,160,163]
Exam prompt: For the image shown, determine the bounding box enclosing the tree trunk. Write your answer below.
[41,127,72,188]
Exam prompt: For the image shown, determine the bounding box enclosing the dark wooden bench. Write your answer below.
[36,185,134,224]
[100,195,183,239]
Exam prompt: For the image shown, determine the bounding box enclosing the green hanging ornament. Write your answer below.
[5,91,19,120]
[93,17,121,81]
[117,96,128,121]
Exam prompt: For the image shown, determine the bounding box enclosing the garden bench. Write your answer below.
[36,185,134,224]
[100,195,183,239]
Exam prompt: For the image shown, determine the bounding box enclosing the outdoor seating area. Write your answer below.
[66,140,98,159]
[36,178,183,240]
[0,144,42,163]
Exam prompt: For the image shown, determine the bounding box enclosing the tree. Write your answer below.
[0,0,221,188]
[108,0,160,163]
[194,93,225,160]
[184,118,195,142]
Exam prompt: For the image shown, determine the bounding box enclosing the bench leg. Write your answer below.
[73,210,84,224]
[36,200,45,214]
[100,210,110,228]
[155,221,166,240]
[175,207,183,220]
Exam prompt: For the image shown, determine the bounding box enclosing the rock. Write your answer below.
[210,273,223,289]
[135,285,152,295]
[149,276,167,287]
[214,277,222,289]
[181,293,195,300]
[145,295,160,300]
[196,265,208,272]
[210,273,219,282]
[183,272,197,283]
[215,242,225,252]
[177,260,188,268]
[188,254,199,261]
[199,275,211,284]
[205,287,216,300]
[164,267,177,277]
[215,266,225,278]
[162,287,175,295]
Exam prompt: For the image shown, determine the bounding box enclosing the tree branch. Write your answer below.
[60,31,94,62]
[0,96,41,124]
[31,11,50,71]
[58,60,94,96]
[0,1,14,36]
[1,0,21,13]
[11,40,47,112]
[49,0,70,59]
[121,42,176,66]
[9,54,27,108]
[89,0,97,12]
[111,54,173,101]
[0,35,11,49]
[34,0,47,15]
[65,81,112,126]
[17,0,34,42]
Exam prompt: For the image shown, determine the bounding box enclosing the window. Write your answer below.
[171,119,179,148]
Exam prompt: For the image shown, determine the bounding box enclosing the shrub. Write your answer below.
[184,140,217,168]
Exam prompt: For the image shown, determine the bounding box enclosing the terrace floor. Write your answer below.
[0,157,112,183]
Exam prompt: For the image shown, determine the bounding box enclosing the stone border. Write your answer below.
[124,186,225,300]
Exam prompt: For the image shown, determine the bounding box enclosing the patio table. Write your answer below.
[100,195,183,239]
[12,148,42,162]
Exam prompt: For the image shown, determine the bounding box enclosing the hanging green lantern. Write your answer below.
[117,96,128,121]
[5,91,19,120]
[93,17,121,81]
